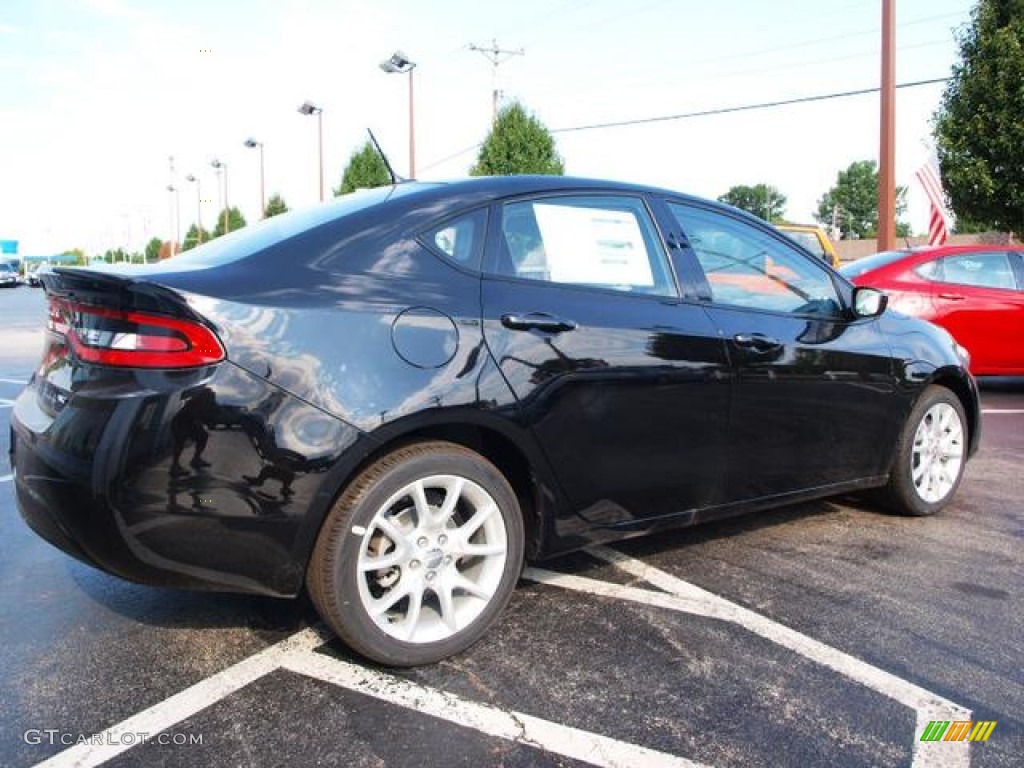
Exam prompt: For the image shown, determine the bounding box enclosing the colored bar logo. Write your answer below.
[920,720,997,742]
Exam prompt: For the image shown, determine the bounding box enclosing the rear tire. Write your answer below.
[881,385,967,516]
[307,441,524,666]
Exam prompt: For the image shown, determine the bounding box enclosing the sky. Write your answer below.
[0,0,976,257]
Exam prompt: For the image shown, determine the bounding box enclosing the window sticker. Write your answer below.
[532,203,655,287]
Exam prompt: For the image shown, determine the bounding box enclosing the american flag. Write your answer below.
[915,157,953,246]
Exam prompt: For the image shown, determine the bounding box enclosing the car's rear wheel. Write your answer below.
[883,385,967,516]
[307,441,524,666]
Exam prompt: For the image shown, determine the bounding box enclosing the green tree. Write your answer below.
[180,226,210,252]
[934,0,1024,236]
[265,193,289,217]
[211,207,247,238]
[145,237,164,261]
[718,184,787,222]
[335,142,391,196]
[953,215,996,234]
[815,160,908,238]
[64,248,88,265]
[470,101,564,176]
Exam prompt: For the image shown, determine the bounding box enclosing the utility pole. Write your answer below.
[469,39,524,121]
[878,0,896,251]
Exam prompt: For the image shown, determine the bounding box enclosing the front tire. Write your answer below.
[308,441,524,666]
[882,385,967,516]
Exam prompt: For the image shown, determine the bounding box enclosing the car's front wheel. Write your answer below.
[883,385,968,516]
[308,441,524,666]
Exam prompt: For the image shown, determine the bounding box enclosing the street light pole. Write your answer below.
[380,50,417,178]
[298,101,325,201]
[167,155,178,251]
[185,174,203,245]
[211,159,229,234]
[166,184,180,252]
[244,137,266,217]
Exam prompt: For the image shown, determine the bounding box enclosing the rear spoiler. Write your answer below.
[44,266,208,325]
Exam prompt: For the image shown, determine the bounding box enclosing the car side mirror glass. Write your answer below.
[852,286,888,318]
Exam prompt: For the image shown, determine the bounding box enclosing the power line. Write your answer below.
[518,0,674,50]
[533,9,966,98]
[550,77,951,134]
[526,38,953,102]
[660,39,952,91]
[419,77,950,172]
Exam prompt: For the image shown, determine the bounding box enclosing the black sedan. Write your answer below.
[10,176,980,666]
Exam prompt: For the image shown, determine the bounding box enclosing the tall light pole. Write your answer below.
[878,0,897,251]
[380,50,416,178]
[211,159,229,234]
[166,184,180,255]
[185,173,203,246]
[167,155,178,251]
[298,101,324,201]
[243,137,266,217]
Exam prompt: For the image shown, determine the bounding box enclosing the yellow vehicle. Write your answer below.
[777,224,840,268]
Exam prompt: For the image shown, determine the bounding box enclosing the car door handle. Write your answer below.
[501,313,578,333]
[938,292,966,301]
[733,333,782,352]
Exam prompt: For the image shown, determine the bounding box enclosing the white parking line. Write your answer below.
[582,546,971,768]
[34,621,708,768]
[981,409,1024,414]
[527,565,969,767]
[0,474,12,484]
[0,398,15,408]
[0,377,28,385]
[30,550,977,768]
[283,650,710,768]
[33,627,328,768]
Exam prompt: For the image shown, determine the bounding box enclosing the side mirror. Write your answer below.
[852,286,888,318]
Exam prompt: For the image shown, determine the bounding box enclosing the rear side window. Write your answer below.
[934,252,1018,290]
[421,209,488,271]
[489,195,676,297]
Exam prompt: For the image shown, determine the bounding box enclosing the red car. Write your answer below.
[841,245,1024,375]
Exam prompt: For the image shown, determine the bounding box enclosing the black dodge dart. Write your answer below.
[10,176,980,666]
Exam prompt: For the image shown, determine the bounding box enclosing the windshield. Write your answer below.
[839,250,910,279]
[782,230,825,257]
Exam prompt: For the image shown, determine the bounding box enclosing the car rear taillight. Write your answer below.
[47,298,225,368]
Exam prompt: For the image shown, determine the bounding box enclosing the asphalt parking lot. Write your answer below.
[1,285,1021,767]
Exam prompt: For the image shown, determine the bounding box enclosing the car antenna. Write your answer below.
[367,129,406,185]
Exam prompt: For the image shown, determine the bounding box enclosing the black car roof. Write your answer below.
[399,174,702,203]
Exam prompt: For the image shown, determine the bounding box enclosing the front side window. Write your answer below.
[669,203,842,316]
[934,251,1018,290]
[490,195,676,297]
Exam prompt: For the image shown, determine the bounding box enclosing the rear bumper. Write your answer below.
[11,361,364,596]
